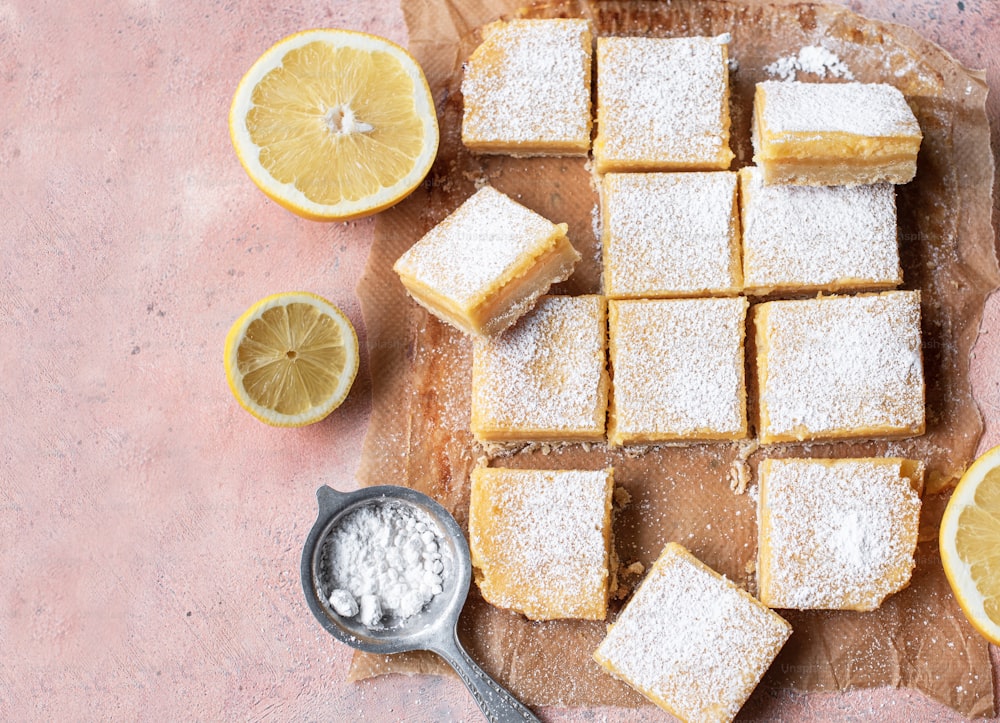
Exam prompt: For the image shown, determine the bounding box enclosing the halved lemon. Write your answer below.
[224,292,359,427]
[229,29,439,221]
[940,443,1000,643]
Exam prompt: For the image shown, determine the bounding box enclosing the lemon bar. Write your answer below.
[757,457,924,611]
[754,291,925,444]
[393,186,581,336]
[594,542,791,723]
[469,467,614,621]
[602,172,742,298]
[608,297,748,445]
[461,19,592,155]
[739,166,900,295]
[752,81,922,186]
[594,35,734,173]
[471,295,609,442]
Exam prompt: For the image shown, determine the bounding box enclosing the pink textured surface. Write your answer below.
[1,0,998,720]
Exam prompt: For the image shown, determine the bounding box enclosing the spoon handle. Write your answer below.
[433,630,539,723]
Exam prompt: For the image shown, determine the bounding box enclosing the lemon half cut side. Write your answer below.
[940,443,1000,644]
[224,292,359,427]
[229,29,439,221]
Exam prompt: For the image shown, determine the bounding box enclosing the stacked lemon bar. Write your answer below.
[391,16,928,721]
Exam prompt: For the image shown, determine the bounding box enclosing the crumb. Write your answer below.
[613,486,632,508]
[624,561,645,576]
[729,458,751,494]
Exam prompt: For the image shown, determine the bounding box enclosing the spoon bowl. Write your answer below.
[301,485,539,723]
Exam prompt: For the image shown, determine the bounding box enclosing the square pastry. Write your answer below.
[461,19,592,155]
[594,542,791,723]
[594,35,734,173]
[602,172,742,298]
[739,166,900,295]
[757,457,924,611]
[753,290,925,444]
[393,186,581,336]
[469,467,614,621]
[752,81,923,186]
[608,297,748,445]
[471,294,609,442]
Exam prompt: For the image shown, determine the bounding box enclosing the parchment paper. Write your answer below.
[354,0,1000,716]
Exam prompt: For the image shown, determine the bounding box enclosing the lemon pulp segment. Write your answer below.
[237,302,348,415]
[953,466,1000,626]
[247,42,427,206]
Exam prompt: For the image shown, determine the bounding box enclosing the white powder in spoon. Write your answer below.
[323,502,447,628]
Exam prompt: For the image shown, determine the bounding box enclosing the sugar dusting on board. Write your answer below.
[765,45,855,80]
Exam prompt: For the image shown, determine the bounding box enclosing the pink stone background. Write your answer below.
[1,0,999,720]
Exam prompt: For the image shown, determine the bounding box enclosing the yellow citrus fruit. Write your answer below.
[224,292,359,427]
[940,443,1000,644]
[229,28,439,221]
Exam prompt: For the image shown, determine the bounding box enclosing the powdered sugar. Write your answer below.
[469,468,613,619]
[322,502,448,628]
[602,172,740,297]
[609,298,747,442]
[595,36,732,170]
[758,458,923,610]
[740,166,900,292]
[393,186,564,307]
[757,80,922,136]
[461,19,591,148]
[756,291,925,442]
[594,544,791,721]
[472,295,608,439]
[765,46,854,80]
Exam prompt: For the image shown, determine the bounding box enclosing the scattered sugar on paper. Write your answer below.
[765,45,854,80]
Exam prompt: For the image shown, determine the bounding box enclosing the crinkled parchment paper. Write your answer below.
[354,0,1000,716]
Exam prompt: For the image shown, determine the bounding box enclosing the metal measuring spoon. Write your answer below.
[301,485,539,723]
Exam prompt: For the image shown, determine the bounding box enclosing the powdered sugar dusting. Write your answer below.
[462,19,591,147]
[603,172,740,297]
[470,468,612,619]
[757,291,925,441]
[740,166,900,292]
[765,46,855,81]
[609,298,747,441]
[320,502,449,628]
[472,295,607,439]
[758,80,921,137]
[758,458,922,610]
[596,36,732,168]
[595,544,791,721]
[393,186,562,307]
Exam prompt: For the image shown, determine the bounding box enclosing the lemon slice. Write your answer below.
[940,443,1000,643]
[224,292,359,427]
[229,29,439,221]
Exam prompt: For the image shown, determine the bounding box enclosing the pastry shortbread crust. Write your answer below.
[594,543,791,723]
[393,186,581,336]
[471,295,609,442]
[469,467,614,621]
[461,19,592,155]
[757,457,924,611]
[602,172,742,298]
[594,36,734,173]
[752,81,922,186]
[739,166,901,295]
[608,297,748,445]
[754,291,925,444]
